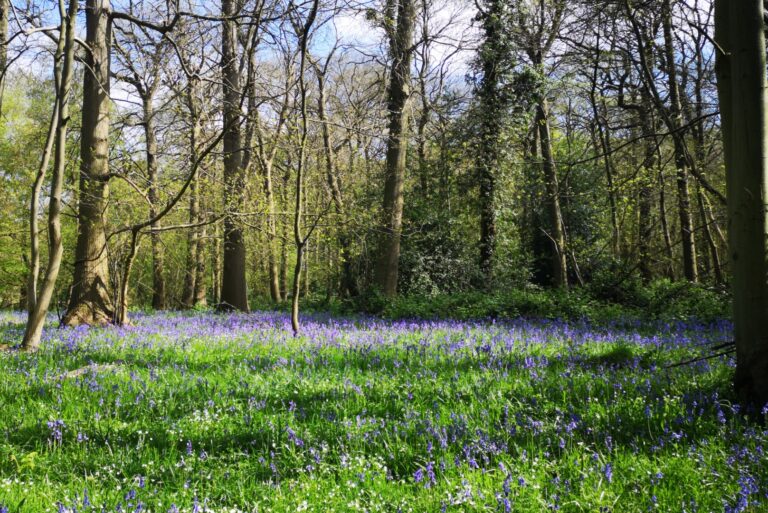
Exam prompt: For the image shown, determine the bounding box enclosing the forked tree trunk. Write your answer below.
[22,0,78,351]
[63,0,114,326]
[715,0,768,408]
[375,0,416,297]
[291,0,319,335]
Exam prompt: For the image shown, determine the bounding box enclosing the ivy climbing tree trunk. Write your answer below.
[474,0,510,289]
[375,0,417,297]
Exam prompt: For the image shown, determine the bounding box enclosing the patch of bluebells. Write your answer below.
[0,310,763,511]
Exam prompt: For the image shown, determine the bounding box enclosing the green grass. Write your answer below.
[0,311,761,512]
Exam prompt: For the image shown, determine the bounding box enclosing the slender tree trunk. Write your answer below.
[637,97,657,281]
[63,0,114,326]
[193,192,208,306]
[280,167,289,300]
[662,0,698,282]
[316,67,357,297]
[182,160,200,307]
[696,186,723,284]
[219,0,249,311]
[0,0,7,116]
[181,82,208,308]
[591,96,620,257]
[375,0,416,297]
[716,0,768,408]
[536,100,568,289]
[212,221,222,305]
[143,98,166,310]
[291,0,319,335]
[265,163,282,303]
[27,98,60,312]
[658,170,676,280]
[116,230,140,326]
[22,0,77,351]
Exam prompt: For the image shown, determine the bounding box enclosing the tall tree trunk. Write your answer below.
[219,0,249,311]
[193,202,208,306]
[536,100,568,289]
[375,0,416,297]
[182,82,208,308]
[63,0,114,326]
[280,167,290,300]
[316,66,357,297]
[212,221,222,305]
[716,0,768,408]
[590,94,620,257]
[22,0,78,350]
[27,97,60,312]
[182,158,200,307]
[291,0,319,335]
[144,98,166,310]
[263,160,282,302]
[637,94,657,281]
[474,0,505,289]
[658,169,676,280]
[0,0,7,116]
[662,0,698,282]
[696,186,723,284]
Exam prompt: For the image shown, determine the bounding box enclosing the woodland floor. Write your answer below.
[0,310,763,512]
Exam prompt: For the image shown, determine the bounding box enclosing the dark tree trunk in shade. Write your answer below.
[715,0,768,408]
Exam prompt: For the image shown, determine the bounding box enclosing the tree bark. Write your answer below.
[316,63,357,297]
[0,0,8,116]
[536,100,568,289]
[375,0,417,297]
[219,0,249,311]
[716,0,768,408]
[22,0,78,350]
[290,0,319,335]
[63,0,114,326]
[474,0,506,289]
[143,97,166,309]
[27,97,60,312]
[662,0,698,282]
